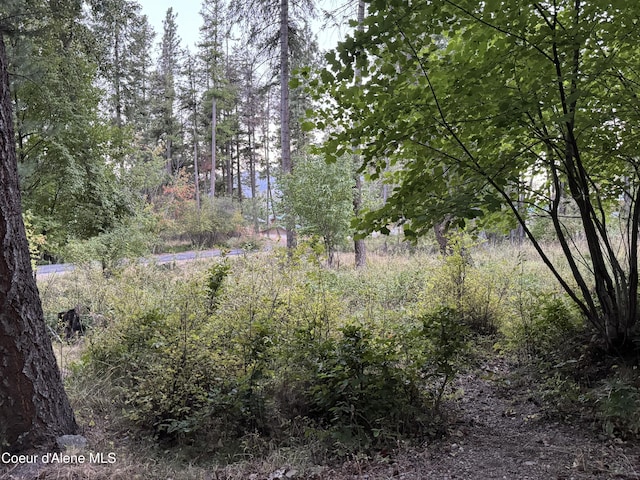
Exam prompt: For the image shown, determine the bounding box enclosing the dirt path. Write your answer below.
[309,358,640,480]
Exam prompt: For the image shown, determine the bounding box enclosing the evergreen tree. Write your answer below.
[151,8,183,176]
[231,0,315,249]
[198,0,228,197]
[88,0,141,129]
[0,0,77,452]
[123,13,156,134]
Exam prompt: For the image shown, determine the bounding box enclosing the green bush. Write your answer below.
[58,209,158,273]
[290,324,427,447]
[275,306,469,450]
[178,197,245,248]
[81,266,250,444]
[593,374,640,438]
[74,253,469,455]
[502,293,582,362]
[420,234,509,335]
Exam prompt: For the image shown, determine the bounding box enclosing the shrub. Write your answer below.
[287,324,427,447]
[74,253,469,455]
[275,306,469,450]
[57,209,158,273]
[81,265,248,444]
[420,234,509,335]
[502,293,582,363]
[593,373,640,438]
[177,197,245,248]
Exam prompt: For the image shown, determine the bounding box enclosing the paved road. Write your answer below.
[36,248,246,276]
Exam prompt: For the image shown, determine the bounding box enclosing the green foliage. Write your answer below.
[205,262,230,313]
[74,251,469,454]
[22,210,46,271]
[312,0,640,346]
[420,233,508,335]
[170,197,246,248]
[8,11,138,246]
[417,307,470,409]
[86,307,233,438]
[58,209,158,273]
[593,373,640,438]
[502,293,582,363]
[283,324,428,449]
[279,154,354,266]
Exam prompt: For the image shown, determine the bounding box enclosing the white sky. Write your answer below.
[135,0,347,54]
[136,0,203,51]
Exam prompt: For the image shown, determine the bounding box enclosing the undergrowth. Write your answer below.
[39,238,640,467]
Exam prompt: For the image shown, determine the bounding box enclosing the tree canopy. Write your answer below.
[311,0,640,348]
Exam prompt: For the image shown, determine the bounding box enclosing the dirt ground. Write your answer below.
[2,357,639,480]
[298,357,640,480]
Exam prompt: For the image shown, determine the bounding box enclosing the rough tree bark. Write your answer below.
[0,33,77,452]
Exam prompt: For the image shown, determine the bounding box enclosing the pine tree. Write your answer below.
[123,13,156,135]
[88,0,141,129]
[0,4,77,452]
[231,0,315,250]
[198,0,228,197]
[152,8,183,176]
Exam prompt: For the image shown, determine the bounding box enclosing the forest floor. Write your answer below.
[296,356,640,480]
[3,353,639,480]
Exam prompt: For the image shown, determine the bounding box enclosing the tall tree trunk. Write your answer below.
[280,0,296,250]
[189,54,200,210]
[352,0,367,268]
[193,110,200,210]
[114,25,122,129]
[264,93,275,227]
[210,97,216,197]
[249,126,258,233]
[225,140,233,195]
[236,130,242,202]
[166,138,173,175]
[0,33,77,452]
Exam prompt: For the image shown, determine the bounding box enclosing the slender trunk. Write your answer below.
[280,0,296,250]
[236,128,242,202]
[0,33,77,452]
[352,0,367,267]
[264,90,274,226]
[193,112,200,210]
[250,126,258,233]
[510,181,525,244]
[114,25,122,129]
[166,138,173,176]
[211,97,217,198]
[226,140,233,195]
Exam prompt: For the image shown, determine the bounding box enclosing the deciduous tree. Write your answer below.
[314,0,640,349]
[281,154,352,266]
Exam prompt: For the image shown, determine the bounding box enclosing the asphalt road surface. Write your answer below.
[36,248,245,276]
